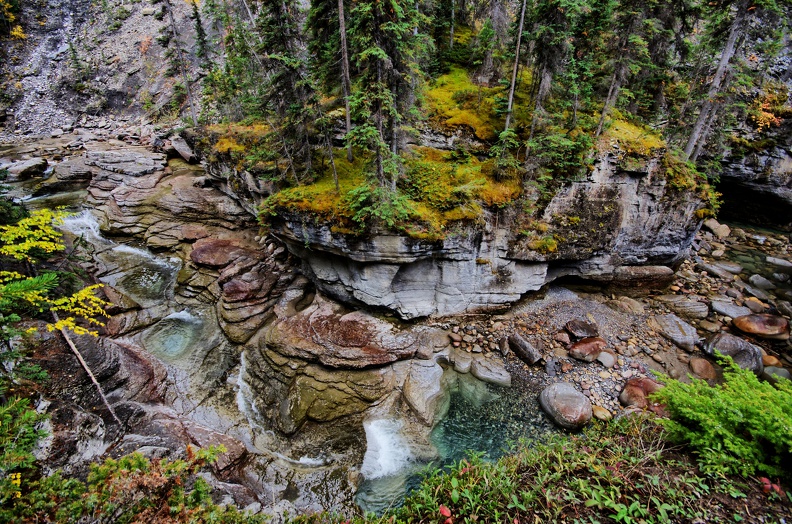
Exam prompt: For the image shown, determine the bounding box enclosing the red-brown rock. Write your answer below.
[619,377,664,410]
[568,337,607,362]
[190,238,244,267]
[732,314,790,340]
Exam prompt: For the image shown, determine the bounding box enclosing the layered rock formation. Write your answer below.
[267,153,703,319]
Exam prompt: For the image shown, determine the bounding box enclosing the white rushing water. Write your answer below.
[360,418,415,479]
[59,210,112,248]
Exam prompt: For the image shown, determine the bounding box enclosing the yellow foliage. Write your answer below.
[425,66,502,141]
[0,209,68,261]
[213,137,246,154]
[601,119,665,156]
[0,210,110,336]
[9,25,26,39]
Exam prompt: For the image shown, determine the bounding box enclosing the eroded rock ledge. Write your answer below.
[267,153,704,319]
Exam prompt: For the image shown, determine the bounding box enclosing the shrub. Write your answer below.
[652,358,792,479]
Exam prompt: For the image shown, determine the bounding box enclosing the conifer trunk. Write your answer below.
[683,0,748,159]
[338,0,354,162]
[503,0,527,133]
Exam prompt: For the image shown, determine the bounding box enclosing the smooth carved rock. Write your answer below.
[263,295,419,369]
[449,347,473,373]
[703,332,764,374]
[656,295,709,319]
[619,377,664,410]
[568,337,607,362]
[508,334,542,365]
[565,319,599,339]
[732,314,790,341]
[403,361,445,425]
[190,239,247,267]
[649,314,699,351]
[268,153,703,318]
[539,382,592,430]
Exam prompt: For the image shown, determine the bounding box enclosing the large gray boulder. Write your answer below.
[703,332,764,375]
[649,314,699,351]
[539,382,592,430]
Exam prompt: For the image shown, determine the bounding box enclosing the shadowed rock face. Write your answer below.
[270,153,704,319]
[718,120,792,231]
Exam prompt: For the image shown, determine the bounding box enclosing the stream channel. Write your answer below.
[23,168,558,515]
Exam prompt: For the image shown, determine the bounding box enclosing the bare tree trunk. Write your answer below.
[165,0,199,126]
[450,0,455,49]
[338,0,354,162]
[503,0,527,133]
[528,64,552,141]
[683,0,748,159]
[595,65,623,137]
[324,132,340,192]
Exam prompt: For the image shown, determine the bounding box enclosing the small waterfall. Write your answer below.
[356,418,419,514]
[60,210,112,248]
[360,419,415,479]
[235,352,266,431]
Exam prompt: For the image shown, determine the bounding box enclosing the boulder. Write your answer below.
[712,261,743,274]
[656,295,709,319]
[648,314,699,351]
[732,314,790,341]
[568,337,607,363]
[766,256,792,274]
[710,299,751,319]
[565,319,599,339]
[170,135,197,163]
[6,157,47,181]
[748,274,776,290]
[695,261,735,280]
[508,334,542,365]
[761,366,791,385]
[619,377,664,410]
[596,349,618,368]
[689,357,717,380]
[703,332,764,374]
[762,355,781,367]
[591,405,612,421]
[703,218,731,239]
[610,266,675,290]
[471,356,511,387]
[539,382,592,430]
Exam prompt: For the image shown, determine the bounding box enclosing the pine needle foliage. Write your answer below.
[652,358,792,480]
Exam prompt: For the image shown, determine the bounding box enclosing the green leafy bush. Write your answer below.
[652,358,792,479]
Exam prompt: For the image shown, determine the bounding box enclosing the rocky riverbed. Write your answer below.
[1,129,791,518]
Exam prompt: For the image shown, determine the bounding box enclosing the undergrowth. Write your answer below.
[653,358,792,480]
[291,416,791,523]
